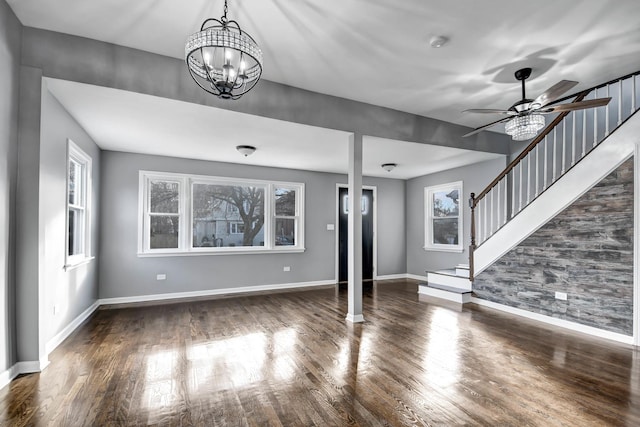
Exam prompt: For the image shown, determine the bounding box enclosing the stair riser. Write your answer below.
[418,285,472,303]
[427,273,472,291]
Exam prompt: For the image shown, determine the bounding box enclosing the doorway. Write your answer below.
[337,186,376,283]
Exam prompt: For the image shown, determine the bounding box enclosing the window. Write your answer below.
[424,181,463,252]
[139,171,304,255]
[274,187,299,246]
[66,140,92,267]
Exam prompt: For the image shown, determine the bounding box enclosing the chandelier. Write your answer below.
[185,0,263,100]
[504,114,545,141]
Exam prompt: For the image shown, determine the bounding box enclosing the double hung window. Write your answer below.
[66,140,92,267]
[424,181,463,252]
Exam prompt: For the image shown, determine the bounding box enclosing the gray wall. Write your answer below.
[406,157,506,276]
[19,27,511,155]
[40,82,100,344]
[474,158,634,335]
[99,152,406,299]
[0,0,21,373]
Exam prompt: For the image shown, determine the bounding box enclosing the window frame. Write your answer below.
[424,181,463,253]
[65,140,93,269]
[138,171,305,256]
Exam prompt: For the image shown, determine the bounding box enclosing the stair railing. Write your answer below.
[469,70,640,281]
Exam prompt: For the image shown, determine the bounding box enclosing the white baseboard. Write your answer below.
[375,274,408,281]
[345,313,365,323]
[0,359,51,389]
[46,301,100,355]
[471,297,634,345]
[99,279,337,306]
[406,273,427,282]
[0,364,20,390]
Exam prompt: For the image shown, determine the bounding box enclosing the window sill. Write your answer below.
[64,256,95,271]
[423,246,464,253]
[137,248,306,257]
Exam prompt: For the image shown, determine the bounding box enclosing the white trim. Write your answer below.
[375,274,407,281]
[139,170,305,255]
[424,181,463,252]
[17,360,47,374]
[65,140,92,267]
[99,280,337,306]
[345,313,365,323]
[0,364,20,390]
[45,301,100,355]
[406,273,427,282]
[137,248,305,257]
[335,184,378,282]
[471,297,634,345]
[63,255,95,271]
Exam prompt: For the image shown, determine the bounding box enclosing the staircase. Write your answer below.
[420,70,640,306]
[418,264,472,303]
[470,70,640,279]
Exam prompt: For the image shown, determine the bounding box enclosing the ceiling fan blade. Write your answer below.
[539,97,612,113]
[462,117,511,138]
[463,108,516,115]
[532,80,579,108]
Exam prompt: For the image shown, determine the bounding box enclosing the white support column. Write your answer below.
[346,133,364,323]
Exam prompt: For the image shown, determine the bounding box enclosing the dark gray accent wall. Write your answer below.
[0,0,21,373]
[40,83,100,344]
[99,152,406,299]
[474,158,634,335]
[406,157,506,275]
[19,27,511,155]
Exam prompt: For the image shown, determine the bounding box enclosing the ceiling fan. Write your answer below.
[462,68,612,140]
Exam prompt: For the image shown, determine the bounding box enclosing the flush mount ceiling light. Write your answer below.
[236,145,256,156]
[185,0,263,100]
[430,36,449,48]
[381,163,397,172]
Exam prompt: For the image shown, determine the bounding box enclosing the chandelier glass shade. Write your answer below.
[185,0,263,100]
[504,114,545,141]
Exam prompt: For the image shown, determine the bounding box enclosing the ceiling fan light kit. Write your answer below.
[504,114,545,141]
[185,0,263,100]
[463,67,611,141]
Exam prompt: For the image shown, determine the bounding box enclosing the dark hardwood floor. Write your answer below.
[1,280,639,426]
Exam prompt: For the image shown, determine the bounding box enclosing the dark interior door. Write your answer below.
[338,187,374,283]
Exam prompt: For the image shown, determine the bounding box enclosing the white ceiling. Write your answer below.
[45,78,503,179]
[11,1,640,179]
[8,0,640,129]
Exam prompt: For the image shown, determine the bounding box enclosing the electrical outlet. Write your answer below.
[283,266,291,272]
[157,274,166,281]
[327,224,335,231]
[555,291,567,301]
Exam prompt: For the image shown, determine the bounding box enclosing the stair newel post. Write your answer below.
[469,193,476,282]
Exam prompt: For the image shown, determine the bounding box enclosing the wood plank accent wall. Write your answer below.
[473,157,634,335]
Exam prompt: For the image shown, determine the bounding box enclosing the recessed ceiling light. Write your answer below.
[430,36,449,48]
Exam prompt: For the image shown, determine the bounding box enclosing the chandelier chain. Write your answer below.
[222,0,228,23]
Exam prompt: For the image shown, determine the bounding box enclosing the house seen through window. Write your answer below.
[140,171,304,254]
[424,181,463,252]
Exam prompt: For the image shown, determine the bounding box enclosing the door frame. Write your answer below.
[335,184,378,283]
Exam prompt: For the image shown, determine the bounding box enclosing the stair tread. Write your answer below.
[427,269,470,279]
[419,282,472,294]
